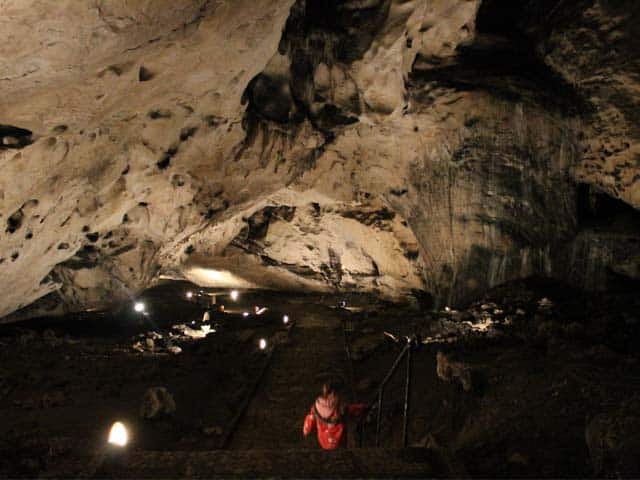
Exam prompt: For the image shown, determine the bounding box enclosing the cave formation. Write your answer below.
[1,0,640,478]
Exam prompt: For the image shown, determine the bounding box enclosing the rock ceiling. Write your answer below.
[0,0,639,322]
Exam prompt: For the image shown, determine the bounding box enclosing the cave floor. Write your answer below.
[1,280,640,478]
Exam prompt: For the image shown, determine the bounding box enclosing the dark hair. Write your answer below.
[321,380,343,399]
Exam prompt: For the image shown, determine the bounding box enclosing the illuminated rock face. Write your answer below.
[0,0,639,321]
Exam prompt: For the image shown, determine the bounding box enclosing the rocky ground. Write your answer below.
[0,278,639,478]
[352,277,640,478]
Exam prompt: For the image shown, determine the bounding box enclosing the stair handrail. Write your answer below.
[357,332,418,448]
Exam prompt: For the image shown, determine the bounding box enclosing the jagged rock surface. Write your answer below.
[1,0,639,321]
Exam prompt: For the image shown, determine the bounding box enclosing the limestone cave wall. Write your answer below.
[0,0,639,322]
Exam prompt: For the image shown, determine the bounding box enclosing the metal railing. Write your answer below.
[357,332,419,448]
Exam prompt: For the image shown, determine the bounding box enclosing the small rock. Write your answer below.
[18,330,37,346]
[167,345,182,355]
[2,136,20,147]
[508,452,528,465]
[140,386,176,419]
[203,425,224,436]
[147,331,163,340]
[436,351,474,392]
[42,329,63,347]
[132,341,145,352]
[145,338,155,350]
[183,326,207,339]
[538,297,553,309]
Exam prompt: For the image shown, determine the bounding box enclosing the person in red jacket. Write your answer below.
[303,382,367,449]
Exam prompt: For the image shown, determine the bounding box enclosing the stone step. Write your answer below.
[72,447,448,478]
[229,325,353,449]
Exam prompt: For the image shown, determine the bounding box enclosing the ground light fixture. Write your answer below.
[108,421,129,447]
[186,291,193,299]
[283,315,289,324]
[242,311,250,317]
[259,338,267,350]
[230,290,239,301]
[133,302,145,313]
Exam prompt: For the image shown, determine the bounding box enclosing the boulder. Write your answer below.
[140,387,176,419]
[436,351,473,392]
[585,408,640,477]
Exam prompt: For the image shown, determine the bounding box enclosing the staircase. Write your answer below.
[86,447,443,478]
[40,307,454,478]
[228,307,351,449]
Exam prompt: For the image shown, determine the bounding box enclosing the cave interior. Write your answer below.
[1,0,640,478]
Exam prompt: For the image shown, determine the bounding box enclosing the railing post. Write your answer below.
[375,388,383,447]
[374,343,409,447]
[402,343,412,447]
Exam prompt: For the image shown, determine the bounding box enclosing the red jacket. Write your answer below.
[303,396,367,449]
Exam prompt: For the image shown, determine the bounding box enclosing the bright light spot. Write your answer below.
[242,311,249,317]
[134,302,145,313]
[283,315,289,324]
[201,325,211,335]
[259,338,267,350]
[230,290,239,301]
[186,291,193,299]
[185,267,255,288]
[255,306,267,315]
[444,306,450,312]
[108,421,128,447]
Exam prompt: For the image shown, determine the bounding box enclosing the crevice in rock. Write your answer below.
[148,109,172,120]
[157,146,177,170]
[411,44,585,114]
[60,245,101,270]
[0,125,33,149]
[577,183,640,234]
[240,0,393,146]
[411,0,590,115]
[341,207,395,228]
[6,210,24,234]
[85,232,100,243]
[51,125,68,134]
[138,65,154,82]
[179,126,198,142]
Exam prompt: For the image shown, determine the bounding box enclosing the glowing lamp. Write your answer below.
[283,315,289,324]
[242,312,249,317]
[108,421,128,447]
[230,290,239,301]
[259,338,267,350]
[186,291,193,299]
[133,302,145,313]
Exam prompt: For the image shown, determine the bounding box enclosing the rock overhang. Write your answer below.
[1,0,639,322]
